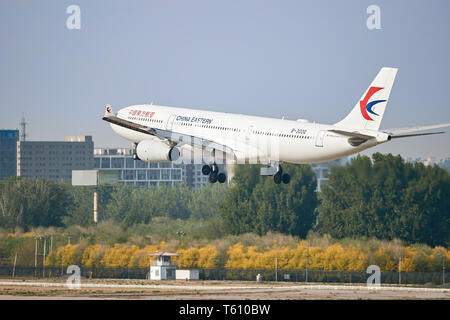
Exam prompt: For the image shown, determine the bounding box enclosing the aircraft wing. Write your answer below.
[102,106,237,159]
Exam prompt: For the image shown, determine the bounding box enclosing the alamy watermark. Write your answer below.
[66,265,81,289]
[66,5,81,30]
[367,5,381,30]
[366,265,381,288]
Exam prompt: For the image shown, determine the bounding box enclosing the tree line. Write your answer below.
[40,237,450,272]
[318,153,449,247]
[0,153,448,247]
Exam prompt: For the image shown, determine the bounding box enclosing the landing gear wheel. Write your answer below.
[282,173,291,184]
[202,164,211,175]
[132,143,139,160]
[217,173,227,183]
[211,163,219,174]
[274,172,282,184]
[209,171,218,183]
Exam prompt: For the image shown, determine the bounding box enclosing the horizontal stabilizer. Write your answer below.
[390,131,445,139]
[383,123,450,135]
[329,129,376,147]
[329,129,375,140]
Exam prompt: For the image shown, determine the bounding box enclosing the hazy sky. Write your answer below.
[1,0,449,159]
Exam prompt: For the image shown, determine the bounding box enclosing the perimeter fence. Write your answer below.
[0,265,447,286]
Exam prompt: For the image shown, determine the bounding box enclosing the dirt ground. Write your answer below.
[0,278,448,300]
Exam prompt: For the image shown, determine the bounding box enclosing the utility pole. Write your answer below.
[94,187,98,223]
[443,256,446,287]
[275,257,278,282]
[12,252,17,278]
[61,252,64,276]
[305,241,309,283]
[34,237,38,278]
[398,257,402,285]
[42,237,47,278]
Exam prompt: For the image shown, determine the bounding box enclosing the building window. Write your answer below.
[111,158,124,168]
[147,170,160,180]
[123,170,135,180]
[137,170,146,180]
[160,162,171,168]
[136,160,147,168]
[94,158,101,168]
[126,158,134,168]
[172,170,181,180]
[101,158,110,168]
[161,169,170,180]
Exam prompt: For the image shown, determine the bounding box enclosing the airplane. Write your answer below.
[103,67,449,184]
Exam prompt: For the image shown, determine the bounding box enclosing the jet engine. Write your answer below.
[136,139,180,162]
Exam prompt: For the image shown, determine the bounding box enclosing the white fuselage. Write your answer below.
[111,104,386,165]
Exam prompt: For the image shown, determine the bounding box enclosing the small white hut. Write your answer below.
[148,252,179,280]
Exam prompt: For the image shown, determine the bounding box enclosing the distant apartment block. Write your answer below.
[311,159,346,192]
[94,148,214,189]
[0,129,19,180]
[406,156,450,171]
[17,136,94,182]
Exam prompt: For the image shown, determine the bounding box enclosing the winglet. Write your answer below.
[104,104,114,118]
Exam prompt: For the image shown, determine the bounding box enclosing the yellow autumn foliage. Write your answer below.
[82,244,108,268]
[305,247,325,270]
[39,239,447,272]
[176,248,200,268]
[374,247,397,271]
[225,243,247,269]
[400,247,416,272]
[45,244,84,267]
[224,243,370,271]
[197,245,219,268]
[285,244,308,270]
[101,244,139,268]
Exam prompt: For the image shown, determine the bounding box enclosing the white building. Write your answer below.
[94,148,218,188]
[176,269,199,281]
[149,252,179,280]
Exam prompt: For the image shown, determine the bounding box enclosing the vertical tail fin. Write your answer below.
[334,67,398,131]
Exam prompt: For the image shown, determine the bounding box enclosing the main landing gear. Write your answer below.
[273,165,290,184]
[202,163,227,184]
[132,142,140,160]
